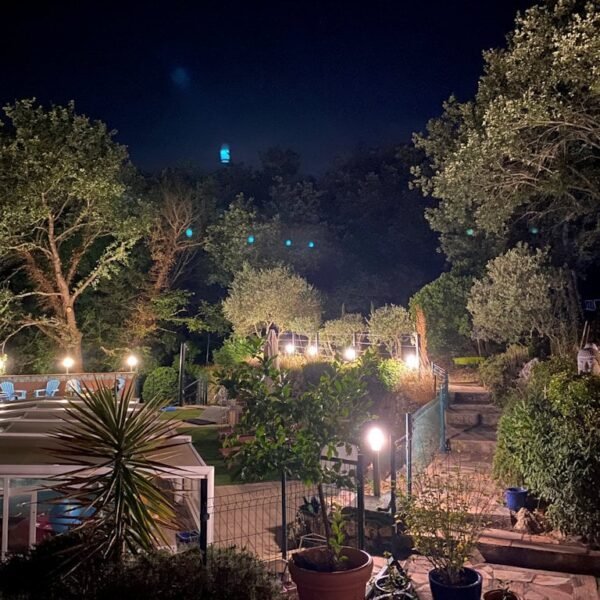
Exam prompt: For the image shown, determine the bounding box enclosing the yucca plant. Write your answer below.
[49,381,182,563]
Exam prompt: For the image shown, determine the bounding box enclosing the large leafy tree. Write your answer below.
[222,264,321,336]
[367,304,413,358]
[467,244,578,354]
[413,1,600,276]
[0,100,143,368]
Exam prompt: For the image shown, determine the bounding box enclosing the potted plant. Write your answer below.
[397,461,496,600]
[373,554,416,598]
[218,348,378,600]
[484,579,520,600]
[504,487,528,512]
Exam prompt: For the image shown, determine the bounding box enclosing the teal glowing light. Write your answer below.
[185,228,193,238]
[530,226,539,234]
[308,241,315,248]
[220,144,230,164]
[466,228,474,236]
[247,235,255,244]
[285,239,292,247]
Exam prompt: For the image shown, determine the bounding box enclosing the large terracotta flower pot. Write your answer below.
[289,546,373,600]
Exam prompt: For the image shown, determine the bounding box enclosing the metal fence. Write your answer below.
[208,478,360,570]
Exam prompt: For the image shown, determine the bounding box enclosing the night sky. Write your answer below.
[2,0,533,174]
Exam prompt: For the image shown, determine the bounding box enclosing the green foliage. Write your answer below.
[212,336,258,368]
[468,245,576,352]
[377,358,409,391]
[320,313,365,350]
[479,345,529,404]
[413,1,600,275]
[368,304,413,358]
[409,271,473,357]
[493,363,600,544]
[222,264,321,336]
[328,505,348,568]
[50,384,179,562]
[0,541,283,600]
[142,366,179,403]
[452,356,484,366]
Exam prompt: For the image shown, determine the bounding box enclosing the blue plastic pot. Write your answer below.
[504,487,528,512]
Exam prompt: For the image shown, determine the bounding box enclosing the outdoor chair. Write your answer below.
[34,379,60,398]
[66,378,82,396]
[0,381,26,401]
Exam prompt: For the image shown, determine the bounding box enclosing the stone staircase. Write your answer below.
[445,386,500,457]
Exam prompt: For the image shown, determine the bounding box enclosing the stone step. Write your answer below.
[448,425,497,455]
[446,408,501,428]
[453,391,492,405]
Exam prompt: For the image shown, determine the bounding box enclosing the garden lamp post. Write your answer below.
[125,354,139,372]
[367,425,385,498]
[62,356,74,375]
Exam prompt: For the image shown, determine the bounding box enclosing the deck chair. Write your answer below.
[66,378,82,396]
[34,379,60,398]
[0,381,27,401]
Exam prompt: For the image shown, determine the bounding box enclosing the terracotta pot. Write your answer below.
[484,591,520,600]
[289,546,373,600]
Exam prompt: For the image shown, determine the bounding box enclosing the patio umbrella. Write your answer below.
[265,327,280,370]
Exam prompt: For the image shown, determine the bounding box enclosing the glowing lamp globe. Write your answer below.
[367,426,385,452]
[284,343,295,355]
[405,354,419,370]
[343,347,357,361]
[62,357,75,370]
[306,345,318,358]
[126,355,139,369]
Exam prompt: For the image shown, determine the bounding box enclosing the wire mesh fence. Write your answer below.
[210,479,359,567]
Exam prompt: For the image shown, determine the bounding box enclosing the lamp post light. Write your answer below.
[306,345,318,358]
[62,356,75,375]
[366,425,385,498]
[405,353,419,370]
[126,354,139,372]
[284,342,295,356]
[343,346,357,362]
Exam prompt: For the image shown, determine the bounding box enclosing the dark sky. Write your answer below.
[2,0,533,174]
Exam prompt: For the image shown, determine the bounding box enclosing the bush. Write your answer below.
[478,345,529,403]
[142,366,178,403]
[452,356,485,366]
[493,361,600,545]
[377,358,409,391]
[213,336,256,368]
[0,542,284,600]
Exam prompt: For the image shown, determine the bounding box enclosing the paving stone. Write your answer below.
[491,568,535,583]
[533,575,572,586]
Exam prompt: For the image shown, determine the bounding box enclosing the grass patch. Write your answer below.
[184,426,235,486]
[159,407,205,421]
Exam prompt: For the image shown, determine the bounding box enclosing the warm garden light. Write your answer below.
[126,354,139,370]
[405,353,419,370]
[343,347,357,361]
[306,345,318,357]
[284,343,295,355]
[62,356,75,374]
[367,426,385,452]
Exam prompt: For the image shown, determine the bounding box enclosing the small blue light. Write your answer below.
[247,235,255,244]
[530,226,539,235]
[466,228,474,236]
[220,143,231,164]
[308,241,315,248]
[185,228,193,238]
[285,239,292,247]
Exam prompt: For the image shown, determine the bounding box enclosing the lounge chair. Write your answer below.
[66,378,82,395]
[0,381,27,401]
[34,379,60,398]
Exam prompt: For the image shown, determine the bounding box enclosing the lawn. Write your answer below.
[184,426,235,486]
[159,407,206,421]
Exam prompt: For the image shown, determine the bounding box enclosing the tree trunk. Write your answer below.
[64,305,84,371]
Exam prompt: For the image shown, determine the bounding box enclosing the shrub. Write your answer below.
[142,366,178,403]
[452,356,485,366]
[493,361,600,545]
[478,345,529,403]
[213,336,256,368]
[377,358,409,391]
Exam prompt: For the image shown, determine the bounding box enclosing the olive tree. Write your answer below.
[222,264,321,336]
[367,304,413,358]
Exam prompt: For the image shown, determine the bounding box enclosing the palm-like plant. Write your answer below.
[49,381,182,562]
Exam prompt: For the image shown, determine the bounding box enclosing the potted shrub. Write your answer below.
[218,348,378,600]
[483,579,520,600]
[398,462,495,600]
[504,487,528,512]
